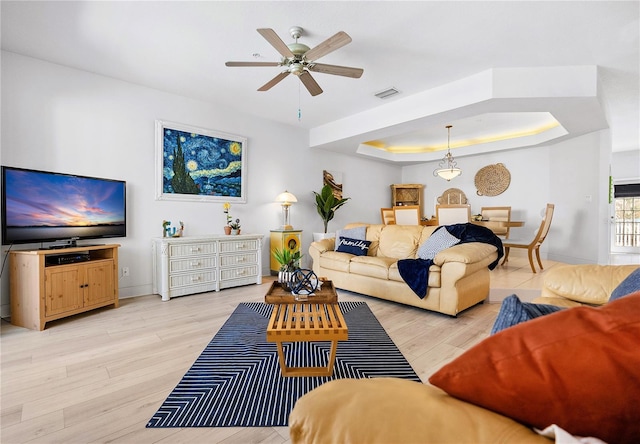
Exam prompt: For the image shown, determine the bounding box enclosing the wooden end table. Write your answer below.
[265,281,348,377]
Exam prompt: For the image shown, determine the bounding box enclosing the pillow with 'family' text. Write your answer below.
[417,227,460,260]
[336,237,371,256]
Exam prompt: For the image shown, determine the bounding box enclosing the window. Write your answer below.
[614,184,640,248]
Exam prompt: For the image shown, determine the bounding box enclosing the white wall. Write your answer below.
[612,150,640,183]
[0,51,401,316]
[0,51,624,317]
[402,131,610,264]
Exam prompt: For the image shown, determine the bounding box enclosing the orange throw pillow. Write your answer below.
[429,291,640,444]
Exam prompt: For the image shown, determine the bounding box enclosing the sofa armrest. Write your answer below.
[309,238,336,275]
[540,264,637,306]
[433,242,498,266]
[309,238,335,255]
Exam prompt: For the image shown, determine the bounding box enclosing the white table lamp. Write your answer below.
[276,191,297,230]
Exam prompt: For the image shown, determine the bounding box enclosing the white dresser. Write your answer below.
[152,234,263,301]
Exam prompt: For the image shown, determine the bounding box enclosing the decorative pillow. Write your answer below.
[429,291,640,444]
[336,237,371,256]
[417,227,460,260]
[490,294,565,334]
[335,226,366,242]
[610,267,640,302]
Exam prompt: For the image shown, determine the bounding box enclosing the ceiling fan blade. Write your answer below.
[308,62,363,78]
[258,71,290,91]
[257,28,294,59]
[304,31,352,61]
[226,61,281,67]
[299,71,323,96]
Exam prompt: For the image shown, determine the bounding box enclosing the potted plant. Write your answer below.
[272,248,303,288]
[229,218,241,235]
[313,184,350,241]
[223,202,232,235]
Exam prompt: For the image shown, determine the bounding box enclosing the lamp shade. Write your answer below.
[276,191,297,204]
[436,168,462,181]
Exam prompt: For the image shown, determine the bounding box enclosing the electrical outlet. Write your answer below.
[122,267,130,277]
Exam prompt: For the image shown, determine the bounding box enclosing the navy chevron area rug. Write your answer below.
[146,301,420,428]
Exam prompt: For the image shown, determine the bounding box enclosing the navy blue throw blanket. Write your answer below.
[398,224,503,299]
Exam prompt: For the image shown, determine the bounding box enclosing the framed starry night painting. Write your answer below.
[155,120,247,203]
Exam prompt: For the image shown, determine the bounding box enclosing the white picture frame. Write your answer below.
[155,120,247,203]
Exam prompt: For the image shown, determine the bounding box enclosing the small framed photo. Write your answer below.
[155,120,247,203]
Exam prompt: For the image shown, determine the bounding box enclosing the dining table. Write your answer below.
[471,219,525,231]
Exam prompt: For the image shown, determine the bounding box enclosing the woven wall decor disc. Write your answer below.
[475,163,511,196]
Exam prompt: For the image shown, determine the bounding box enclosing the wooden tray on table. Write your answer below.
[264,280,338,304]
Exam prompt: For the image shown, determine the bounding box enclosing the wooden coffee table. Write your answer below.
[265,281,348,377]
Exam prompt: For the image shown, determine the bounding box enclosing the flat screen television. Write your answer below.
[1,166,126,247]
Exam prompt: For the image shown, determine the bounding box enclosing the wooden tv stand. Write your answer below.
[9,244,120,330]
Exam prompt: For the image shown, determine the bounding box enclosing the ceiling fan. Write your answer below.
[225,26,364,97]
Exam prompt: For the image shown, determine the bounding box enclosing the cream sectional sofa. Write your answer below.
[309,223,500,316]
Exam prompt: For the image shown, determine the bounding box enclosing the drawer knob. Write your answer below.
[190,261,201,267]
[191,276,201,282]
[190,247,201,252]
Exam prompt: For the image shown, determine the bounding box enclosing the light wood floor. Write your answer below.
[1,252,562,444]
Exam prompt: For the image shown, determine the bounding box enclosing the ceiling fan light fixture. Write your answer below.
[290,63,304,76]
[434,125,462,181]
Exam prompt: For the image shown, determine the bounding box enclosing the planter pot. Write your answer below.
[231,229,240,235]
[224,226,231,235]
[278,270,299,290]
[313,232,335,242]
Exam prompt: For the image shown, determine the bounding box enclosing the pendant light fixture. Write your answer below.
[434,125,462,181]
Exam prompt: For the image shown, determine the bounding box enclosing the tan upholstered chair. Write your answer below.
[503,204,555,273]
[393,205,420,225]
[480,206,512,238]
[436,204,471,225]
[380,208,395,225]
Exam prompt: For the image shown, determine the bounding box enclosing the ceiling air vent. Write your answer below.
[374,87,400,99]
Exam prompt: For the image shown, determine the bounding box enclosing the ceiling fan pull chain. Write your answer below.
[298,82,302,121]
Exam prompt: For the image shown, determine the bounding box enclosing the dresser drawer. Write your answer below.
[219,251,258,268]
[220,264,259,282]
[169,270,217,289]
[169,242,216,258]
[169,256,216,273]
[219,239,259,253]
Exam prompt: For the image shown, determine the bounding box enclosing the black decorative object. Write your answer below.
[292,269,319,295]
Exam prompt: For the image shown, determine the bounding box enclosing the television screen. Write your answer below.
[1,166,126,246]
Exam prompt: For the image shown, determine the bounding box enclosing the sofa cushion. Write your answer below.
[376,225,423,259]
[417,227,461,260]
[349,256,396,280]
[336,237,371,256]
[429,291,640,444]
[490,294,565,334]
[610,266,640,301]
[318,251,352,273]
